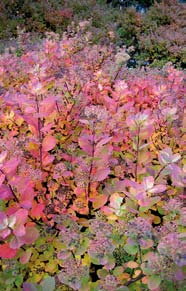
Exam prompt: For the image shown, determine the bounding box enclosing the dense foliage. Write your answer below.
[0,0,186,68]
[0,28,185,291]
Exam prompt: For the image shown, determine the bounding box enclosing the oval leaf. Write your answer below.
[42,135,57,152]
[22,282,38,291]
[20,249,32,264]
[0,243,18,259]
[41,276,55,291]
[147,275,162,290]
[92,195,108,209]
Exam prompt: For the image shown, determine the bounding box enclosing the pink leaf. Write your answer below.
[42,135,57,152]
[147,275,161,290]
[20,249,32,264]
[78,134,93,155]
[149,185,167,194]
[13,209,28,237]
[40,96,56,116]
[0,173,5,187]
[9,236,23,249]
[23,227,39,244]
[138,197,152,207]
[109,193,123,209]
[20,200,33,209]
[92,167,110,182]
[0,243,18,259]
[96,136,112,148]
[101,205,114,215]
[0,184,12,199]
[2,157,19,175]
[42,153,55,166]
[15,209,28,226]
[142,176,154,191]
[22,282,38,291]
[159,147,181,165]
[13,224,26,237]
[0,151,7,164]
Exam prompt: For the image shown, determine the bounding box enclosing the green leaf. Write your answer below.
[124,244,138,255]
[147,275,162,290]
[15,275,23,287]
[113,266,124,276]
[116,287,130,291]
[41,276,55,291]
[97,268,108,279]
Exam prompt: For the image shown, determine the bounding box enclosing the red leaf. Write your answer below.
[0,243,18,259]
[43,135,57,152]
[30,203,44,219]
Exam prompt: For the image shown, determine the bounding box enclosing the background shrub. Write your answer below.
[0,0,185,68]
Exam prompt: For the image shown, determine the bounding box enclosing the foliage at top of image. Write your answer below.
[116,0,186,68]
[0,0,185,68]
[0,28,185,290]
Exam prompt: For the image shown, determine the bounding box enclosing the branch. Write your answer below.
[154,165,167,181]
[125,272,145,287]
[134,126,140,182]
[35,95,43,170]
[87,122,96,218]
[0,169,19,202]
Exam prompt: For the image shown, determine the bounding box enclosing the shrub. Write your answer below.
[138,0,186,67]
[0,29,185,291]
[116,0,186,68]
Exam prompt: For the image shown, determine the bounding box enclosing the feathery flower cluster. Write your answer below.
[143,252,173,279]
[83,105,109,122]
[163,198,182,213]
[98,274,119,291]
[89,219,113,237]
[157,232,186,268]
[126,217,152,240]
[58,258,89,290]
[88,236,115,264]
[59,226,81,249]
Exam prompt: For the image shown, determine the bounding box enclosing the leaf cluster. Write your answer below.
[0,30,185,291]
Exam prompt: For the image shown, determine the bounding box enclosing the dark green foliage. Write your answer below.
[113,246,134,266]
[0,0,185,68]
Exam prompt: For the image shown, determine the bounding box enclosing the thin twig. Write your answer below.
[134,126,140,182]
[0,169,19,202]
[35,95,43,170]
[125,273,145,286]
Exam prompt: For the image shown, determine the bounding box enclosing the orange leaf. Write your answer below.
[117,273,130,280]
[42,135,57,152]
[125,261,139,269]
[92,195,108,209]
